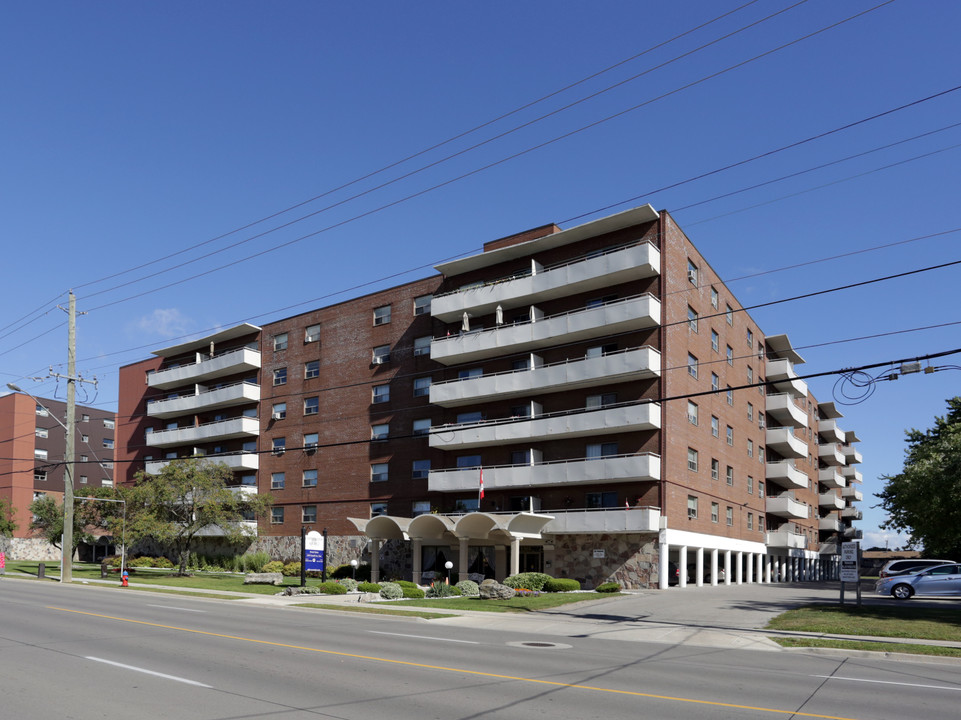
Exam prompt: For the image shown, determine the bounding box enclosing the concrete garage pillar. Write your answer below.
[777,556,785,582]
[678,545,688,588]
[746,552,754,584]
[695,547,704,586]
[756,553,764,584]
[659,541,670,589]
[724,550,732,585]
[736,551,743,584]
[411,538,422,584]
[710,548,719,586]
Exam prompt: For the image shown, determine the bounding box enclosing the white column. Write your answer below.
[724,550,732,585]
[736,551,743,584]
[659,541,670,589]
[756,553,764,583]
[746,552,754,583]
[777,556,784,582]
[695,547,704,587]
[678,545,689,588]
[710,548,719,586]
[765,555,772,583]
[509,537,521,577]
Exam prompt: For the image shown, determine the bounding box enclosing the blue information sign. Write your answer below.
[305,531,325,573]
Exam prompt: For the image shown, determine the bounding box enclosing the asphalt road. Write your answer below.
[2,579,960,720]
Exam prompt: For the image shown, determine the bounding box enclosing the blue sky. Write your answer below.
[2,1,959,549]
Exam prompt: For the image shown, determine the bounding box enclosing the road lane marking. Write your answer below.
[50,607,858,720]
[146,604,206,613]
[86,656,211,687]
[812,675,961,692]
[369,631,479,644]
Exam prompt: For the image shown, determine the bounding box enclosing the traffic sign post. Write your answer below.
[839,541,861,607]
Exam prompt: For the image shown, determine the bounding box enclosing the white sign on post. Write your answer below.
[840,541,859,583]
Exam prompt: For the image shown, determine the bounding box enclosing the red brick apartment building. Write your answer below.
[0,392,115,559]
[115,205,863,589]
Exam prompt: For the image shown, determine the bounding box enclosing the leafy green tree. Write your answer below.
[123,458,272,575]
[878,397,961,558]
[0,497,17,537]
[29,486,117,551]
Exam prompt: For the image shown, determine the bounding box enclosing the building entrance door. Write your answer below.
[519,546,543,573]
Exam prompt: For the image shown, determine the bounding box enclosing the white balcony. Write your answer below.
[430,294,660,365]
[148,347,261,391]
[428,453,660,493]
[818,442,845,466]
[432,242,660,322]
[766,426,807,459]
[840,486,863,501]
[766,460,809,489]
[843,445,863,464]
[429,346,660,407]
[817,419,845,444]
[144,453,261,476]
[766,494,809,519]
[766,530,807,549]
[818,491,845,509]
[147,417,260,449]
[765,358,808,398]
[818,467,846,489]
[430,403,660,450]
[842,506,862,520]
[147,381,260,419]
[843,527,862,539]
[543,506,660,534]
[765,393,808,428]
[819,517,841,532]
[842,466,863,483]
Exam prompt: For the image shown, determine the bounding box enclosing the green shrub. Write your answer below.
[242,551,271,573]
[336,578,359,592]
[357,581,381,593]
[455,580,479,597]
[503,572,552,591]
[595,582,621,593]
[544,577,580,592]
[426,581,461,598]
[402,586,426,598]
[379,582,403,600]
[152,557,174,569]
[393,580,419,589]
[262,561,285,574]
[129,556,156,568]
[316,581,347,595]
[106,555,123,568]
[282,562,302,577]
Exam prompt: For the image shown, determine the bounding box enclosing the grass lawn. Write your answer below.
[771,637,961,658]
[766,604,961,642]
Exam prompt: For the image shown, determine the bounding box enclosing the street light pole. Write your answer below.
[62,291,76,583]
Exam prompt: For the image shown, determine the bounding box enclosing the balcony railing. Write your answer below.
[542,506,660,534]
[430,402,660,450]
[146,380,260,419]
[146,417,260,448]
[818,491,845,509]
[145,452,260,476]
[765,426,807,459]
[766,494,809,519]
[816,418,845,444]
[431,241,660,322]
[765,358,808,398]
[429,346,660,407]
[818,442,845,466]
[843,445,863,464]
[148,346,261,391]
[818,517,841,532]
[818,467,846,488]
[766,460,809,489]
[765,392,808,428]
[840,486,862,501]
[841,466,862,483]
[430,293,660,365]
[766,530,807,549]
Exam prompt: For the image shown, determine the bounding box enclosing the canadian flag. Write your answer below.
[479,468,485,500]
[625,499,630,510]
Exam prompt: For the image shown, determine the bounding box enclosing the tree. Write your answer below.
[0,497,17,537]
[123,458,272,575]
[878,397,961,559]
[28,487,114,551]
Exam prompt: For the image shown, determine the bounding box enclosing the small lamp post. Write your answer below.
[350,558,358,581]
[444,560,453,585]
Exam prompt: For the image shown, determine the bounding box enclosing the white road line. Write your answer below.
[369,631,479,644]
[146,604,206,613]
[812,675,961,692]
[85,657,212,687]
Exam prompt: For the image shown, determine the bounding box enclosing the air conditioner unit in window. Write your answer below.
[688,269,697,283]
[372,355,388,365]
[272,412,283,420]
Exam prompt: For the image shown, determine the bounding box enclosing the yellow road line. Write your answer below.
[49,606,859,720]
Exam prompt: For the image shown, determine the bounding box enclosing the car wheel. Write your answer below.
[891,584,913,600]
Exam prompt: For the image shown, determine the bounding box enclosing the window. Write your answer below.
[747,476,754,494]
[271,507,284,524]
[372,384,390,404]
[511,357,530,371]
[711,416,719,437]
[458,367,483,379]
[758,411,766,429]
[586,491,618,509]
[587,442,618,459]
[371,463,389,482]
[688,353,698,378]
[370,502,388,517]
[711,502,719,523]
[726,303,734,325]
[759,446,765,463]
[711,373,719,392]
[747,512,754,530]
[726,506,734,526]
[104,418,115,429]
[304,432,318,450]
[372,344,391,364]
[687,259,698,285]
[371,423,389,441]
[456,455,482,469]
[726,426,734,446]
[100,460,113,470]
[302,505,317,523]
[305,360,320,379]
[587,393,617,408]
[758,480,764,497]
[413,335,431,357]
[759,516,765,532]
[710,287,718,309]
[412,418,431,436]
[35,448,47,460]
[373,305,391,326]
[586,342,618,359]
[80,475,88,485]
[726,345,734,366]
[726,466,734,486]
[35,404,48,417]
[304,323,321,343]
[273,367,287,386]
[687,401,698,426]
[35,427,48,438]
[81,413,90,423]
[727,387,734,406]
[81,435,89,443]
[747,328,754,347]
[271,472,285,490]
[711,329,719,352]
[413,294,432,316]
[273,333,288,351]
[303,469,317,487]
[272,437,286,456]
[412,459,430,479]
[304,397,319,416]
[747,365,753,384]
[687,306,698,332]
[272,402,287,420]
[35,470,47,482]
[747,402,754,421]
[102,438,114,449]
[687,448,698,472]
[412,500,431,517]
[586,294,617,309]
[413,376,431,397]
[511,403,533,417]
[511,449,531,465]
[456,411,484,424]
[747,439,754,458]
[711,458,719,481]
[687,495,698,519]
